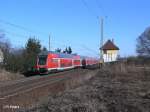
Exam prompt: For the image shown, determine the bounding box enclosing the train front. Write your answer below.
[35,52,48,74]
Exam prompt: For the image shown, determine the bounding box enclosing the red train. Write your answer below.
[34,51,99,74]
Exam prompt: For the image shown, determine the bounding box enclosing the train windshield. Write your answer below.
[38,55,47,65]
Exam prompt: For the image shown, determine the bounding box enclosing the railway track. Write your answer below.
[0,69,76,88]
[0,68,98,112]
[0,68,86,98]
[0,77,67,99]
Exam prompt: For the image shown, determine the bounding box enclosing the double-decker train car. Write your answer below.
[34,51,99,74]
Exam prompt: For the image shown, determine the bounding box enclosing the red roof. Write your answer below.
[100,40,119,50]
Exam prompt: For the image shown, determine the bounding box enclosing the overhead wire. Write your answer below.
[49,39,99,57]
[95,0,105,16]
[0,19,49,48]
[0,19,47,36]
[0,29,28,39]
[80,0,102,57]
[81,45,99,54]
[0,13,99,57]
[1,27,99,56]
[80,0,109,57]
[62,40,99,56]
[81,0,99,19]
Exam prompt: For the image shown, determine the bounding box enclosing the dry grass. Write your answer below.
[27,63,150,112]
[0,68,24,81]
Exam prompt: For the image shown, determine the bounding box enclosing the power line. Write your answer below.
[0,19,99,57]
[95,0,108,20]
[51,40,99,57]
[68,42,99,56]
[0,19,99,55]
[0,29,28,39]
[4,29,99,56]
[80,45,98,54]
[95,0,105,16]
[81,0,99,19]
[0,29,46,46]
[0,19,47,36]
[61,40,99,54]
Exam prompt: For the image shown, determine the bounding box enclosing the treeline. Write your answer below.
[55,46,72,54]
[0,35,74,73]
[121,56,150,66]
[121,26,150,65]
[0,38,46,73]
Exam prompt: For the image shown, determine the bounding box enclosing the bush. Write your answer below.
[127,56,150,66]
[4,49,25,72]
[0,68,24,81]
[0,37,42,73]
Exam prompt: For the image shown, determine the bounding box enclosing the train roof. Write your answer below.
[39,51,99,60]
[38,51,78,58]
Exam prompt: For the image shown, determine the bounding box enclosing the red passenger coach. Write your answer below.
[36,51,81,73]
[35,51,99,74]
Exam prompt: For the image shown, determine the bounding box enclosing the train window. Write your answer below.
[38,56,47,65]
[52,59,58,63]
[74,60,80,63]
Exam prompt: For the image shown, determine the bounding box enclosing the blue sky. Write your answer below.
[0,0,150,57]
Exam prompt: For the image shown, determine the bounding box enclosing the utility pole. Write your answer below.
[49,35,51,51]
[100,17,103,61]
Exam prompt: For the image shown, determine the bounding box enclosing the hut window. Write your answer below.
[103,50,107,54]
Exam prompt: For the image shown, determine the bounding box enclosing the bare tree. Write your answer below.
[0,31,4,63]
[0,31,11,65]
[136,27,150,56]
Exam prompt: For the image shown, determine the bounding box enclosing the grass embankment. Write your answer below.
[0,69,24,81]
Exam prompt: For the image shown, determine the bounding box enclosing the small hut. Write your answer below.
[100,39,119,62]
